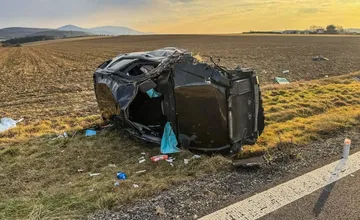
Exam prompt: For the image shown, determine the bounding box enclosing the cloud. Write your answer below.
[168,0,194,2]
[0,0,151,27]
[0,0,359,33]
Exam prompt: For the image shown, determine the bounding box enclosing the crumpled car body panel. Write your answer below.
[93,47,265,153]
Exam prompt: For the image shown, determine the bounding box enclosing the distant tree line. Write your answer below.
[3,35,55,46]
[243,24,357,35]
[309,24,345,34]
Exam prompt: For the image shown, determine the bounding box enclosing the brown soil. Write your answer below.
[1,35,360,121]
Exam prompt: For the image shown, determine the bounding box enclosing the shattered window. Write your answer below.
[107,58,136,71]
[127,64,156,76]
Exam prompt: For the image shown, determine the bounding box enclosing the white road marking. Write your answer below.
[200,151,360,220]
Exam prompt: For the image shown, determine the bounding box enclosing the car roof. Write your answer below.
[104,47,188,72]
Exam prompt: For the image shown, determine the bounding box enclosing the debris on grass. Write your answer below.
[77,169,84,173]
[232,156,265,169]
[108,164,116,167]
[283,70,290,74]
[313,55,329,61]
[85,129,97,137]
[52,131,70,140]
[151,155,169,162]
[192,155,201,159]
[161,122,180,154]
[116,172,127,180]
[275,77,290,84]
[184,159,189,165]
[133,184,140,188]
[135,170,147,174]
[138,156,146,162]
[89,173,100,177]
[0,117,23,133]
[166,157,175,163]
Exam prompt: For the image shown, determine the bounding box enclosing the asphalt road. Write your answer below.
[262,169,360,220]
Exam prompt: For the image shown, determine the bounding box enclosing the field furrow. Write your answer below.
[1,35,360,124]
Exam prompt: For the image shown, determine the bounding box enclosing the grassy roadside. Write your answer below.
[0,124,231,219]
[1,73,360,219]
[243,72,360,154]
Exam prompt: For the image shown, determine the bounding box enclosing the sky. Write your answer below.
[0,0,359,33]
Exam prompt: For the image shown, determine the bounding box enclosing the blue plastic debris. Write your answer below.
[146,88,161,98]
[85,129,97,137]
[161,122,180,154]
[117,172,127,180]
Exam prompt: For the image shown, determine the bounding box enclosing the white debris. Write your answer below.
[192,155,201,159]
[184,159,189,165]
[313,55,329,61]
[133,184,140,188]
[108,164,116,167]
[166,157,175,163]
[135,170,147,174]
[0,117,23,133]
[89,173,101,177]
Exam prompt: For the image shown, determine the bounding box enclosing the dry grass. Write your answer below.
[242,73,360,155]
[1,73,359,219]
[0,115,101,145]
[0,127,231,219]
[1,35,360,219]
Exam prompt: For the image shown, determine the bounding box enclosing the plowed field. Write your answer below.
[1,35,360,121]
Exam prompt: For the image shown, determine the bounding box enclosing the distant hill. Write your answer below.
[0,27,51,39]
[0,27,91,40]
[90,26,143,35]
[27,30,91,38]
[0,24,146,41]
[57,24,144,36]
[57,25,90,33]
[345,28,360,33]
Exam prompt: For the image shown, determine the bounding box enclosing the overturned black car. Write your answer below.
[94,47,264,154]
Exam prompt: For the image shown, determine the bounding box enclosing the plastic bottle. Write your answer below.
[343,139,351,159]
[151,155,169,162]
